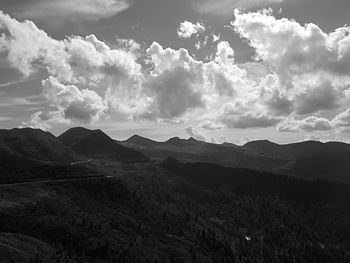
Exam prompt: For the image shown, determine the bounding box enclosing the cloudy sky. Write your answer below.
[0,0,350,144]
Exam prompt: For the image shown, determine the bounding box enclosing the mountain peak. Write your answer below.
[127,134,150,142]
[128,134,144,140]
[59,127,107,147]
[125,134,157,147]
[168,136,181,140]
[167,136,181,142]
[187,137,197,142]
[59,127,149,163]
[244,139,277,147]
[166,137,185,146]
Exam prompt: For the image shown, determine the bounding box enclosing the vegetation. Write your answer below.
[0,160,349,262]
[0,151,97,184]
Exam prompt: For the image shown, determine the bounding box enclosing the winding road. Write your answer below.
[0,175,115,187]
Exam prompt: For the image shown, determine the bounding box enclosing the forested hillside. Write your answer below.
[0,161,349,262]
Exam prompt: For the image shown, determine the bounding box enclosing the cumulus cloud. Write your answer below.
[222,112,281,129]
[140,41,248,120]
[0,11,251,128]
[20,110,69,131]
[200,120,226,131]
[233,8,350,86]
[177,21,205,39]
[0,11,146,125]
[0,11,65,77]
[4,8,350,137]
[278,116,332,132]
[332,108,350,132]
[42,77,107,123]
[12,0,132,22]
[185,126,217,143]
[213,33,221,43]
[233,9,350,118]
[278,109,350,134]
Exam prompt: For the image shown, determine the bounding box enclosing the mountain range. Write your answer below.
[1,126,350,262]
[122,133,350,183]
[1,127,350,184]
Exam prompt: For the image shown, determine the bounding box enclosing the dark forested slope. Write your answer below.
[0,160,349,262]
[0,128,78,163]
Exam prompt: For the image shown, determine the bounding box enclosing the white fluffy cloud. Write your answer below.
[140,41,248,120]
[177,21,205,39]
[13,0,131,22]
[0,10,148,122]
[42,77,107,123]
[20,110,69,131]
[277,108,350,134]
[185,126,217,143]
[233,9,350,116]
[332,108,350,132]
[3,8,350,139]
[0,11,250,128]
[200,120,226,131]
[278,116,332,132]
[0,11,147,123]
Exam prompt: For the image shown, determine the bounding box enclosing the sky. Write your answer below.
[0,0,350,144]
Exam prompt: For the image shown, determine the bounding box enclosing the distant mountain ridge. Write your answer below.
[122,134,288,172]
[123,134,350,183]
[243,139,350,159]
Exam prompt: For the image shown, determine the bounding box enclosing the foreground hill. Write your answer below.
[0,128,79,164]
[0,159,350,262]
[59,127,149,163]
[1,127,350,261]
[121,135,287,171]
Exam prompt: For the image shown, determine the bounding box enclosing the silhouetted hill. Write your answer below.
[58,127,95,147]
[124,135,159,148]
[122,136,288,172]
[244,140,350,159]
[166,136,188,147]
[0,128,78,163]
[243,140,282,157]
[242,140,350,183]
[59,128,149,163]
